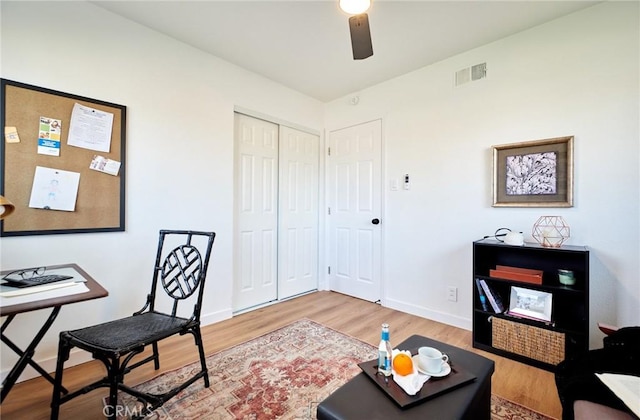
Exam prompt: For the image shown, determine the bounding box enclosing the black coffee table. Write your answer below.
[317,335,495,420]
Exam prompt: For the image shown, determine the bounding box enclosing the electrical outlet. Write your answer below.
[447,286,458,302]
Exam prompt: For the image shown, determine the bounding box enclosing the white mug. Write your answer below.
[418,346,449,374]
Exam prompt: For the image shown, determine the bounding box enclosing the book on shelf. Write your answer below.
[489,265,543,284]
[475,278,489,311]
[478,279,505,313]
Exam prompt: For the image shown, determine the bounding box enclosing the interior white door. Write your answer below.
[233,113,279,311]
[278,126,319,299]
[327,120,382,302]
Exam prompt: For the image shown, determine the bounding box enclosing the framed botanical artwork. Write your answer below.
[492,136,573,207]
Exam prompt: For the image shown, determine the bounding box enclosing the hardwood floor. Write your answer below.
[1,291,561,419]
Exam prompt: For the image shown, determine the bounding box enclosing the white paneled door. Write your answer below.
[327,120,382,302]
[233,113,319,313]
[278,126,319,299]
[234,114,279,311]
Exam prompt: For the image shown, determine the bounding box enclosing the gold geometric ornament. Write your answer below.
[532,216,570,248]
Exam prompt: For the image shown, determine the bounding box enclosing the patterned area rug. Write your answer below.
[491,394,554,420]
[113,319,553,419]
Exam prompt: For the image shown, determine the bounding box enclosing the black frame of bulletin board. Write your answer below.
[1,79,126,236]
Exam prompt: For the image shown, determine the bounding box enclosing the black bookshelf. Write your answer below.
[472,238,589,371]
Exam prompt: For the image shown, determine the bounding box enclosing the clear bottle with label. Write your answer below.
[377,323,393,376]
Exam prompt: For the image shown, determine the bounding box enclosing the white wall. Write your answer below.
[0,1,323,380]
[1,0,638,383]
[324,1,639,346]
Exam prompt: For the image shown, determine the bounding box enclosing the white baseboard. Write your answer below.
[201,307,233,327]
[384,297,472,331]
[0,349,95,385]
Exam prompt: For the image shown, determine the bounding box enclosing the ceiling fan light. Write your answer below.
[339,0,370,15]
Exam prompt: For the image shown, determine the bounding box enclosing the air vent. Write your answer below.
[455,68,471,86]
[472,63,487,81]
[455,62,487,86]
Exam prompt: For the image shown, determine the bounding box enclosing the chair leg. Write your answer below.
[193,328,210,388]
[105,356,121,420]
[152,341,160,370]
[51,335,71,420]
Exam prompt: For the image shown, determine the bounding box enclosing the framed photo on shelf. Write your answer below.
[508,286,553,323]
[492,136,573,207]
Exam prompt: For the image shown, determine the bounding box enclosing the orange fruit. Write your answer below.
[392,353,413,376]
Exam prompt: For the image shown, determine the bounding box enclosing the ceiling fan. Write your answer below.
[340,0,373,60]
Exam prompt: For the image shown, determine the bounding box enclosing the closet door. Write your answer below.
[233,114,320,312]
[278,126,319,299]
[233,113,279,312]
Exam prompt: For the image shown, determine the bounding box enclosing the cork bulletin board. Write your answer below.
[1,79,126,236]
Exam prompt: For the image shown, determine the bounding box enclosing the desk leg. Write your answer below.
[1,307,68,402]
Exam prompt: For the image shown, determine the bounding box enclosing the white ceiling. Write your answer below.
[92,0,599,102]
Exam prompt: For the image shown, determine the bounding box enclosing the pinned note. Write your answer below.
[89,155,121,176]
[68,103,113,152]
[4,126,20,143]
[37,116,62,156]
[28,166,80,211]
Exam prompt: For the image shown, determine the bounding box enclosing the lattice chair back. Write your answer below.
[146,230,215,320]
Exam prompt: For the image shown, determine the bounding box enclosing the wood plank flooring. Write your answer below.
[0,291,561,419]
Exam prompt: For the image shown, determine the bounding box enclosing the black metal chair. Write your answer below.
[51,230,216,420]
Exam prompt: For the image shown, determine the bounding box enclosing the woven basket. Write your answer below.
[492,317,565,365]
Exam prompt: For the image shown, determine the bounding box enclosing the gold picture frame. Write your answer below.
[492,136,573,207]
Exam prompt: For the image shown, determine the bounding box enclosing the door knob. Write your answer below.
[372,218,380,225]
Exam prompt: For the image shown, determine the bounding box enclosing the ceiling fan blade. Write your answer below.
[348,13,373,60]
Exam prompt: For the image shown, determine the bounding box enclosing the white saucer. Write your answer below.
[412,355,452,377]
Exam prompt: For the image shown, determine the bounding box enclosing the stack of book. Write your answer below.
[475,278,505,313]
